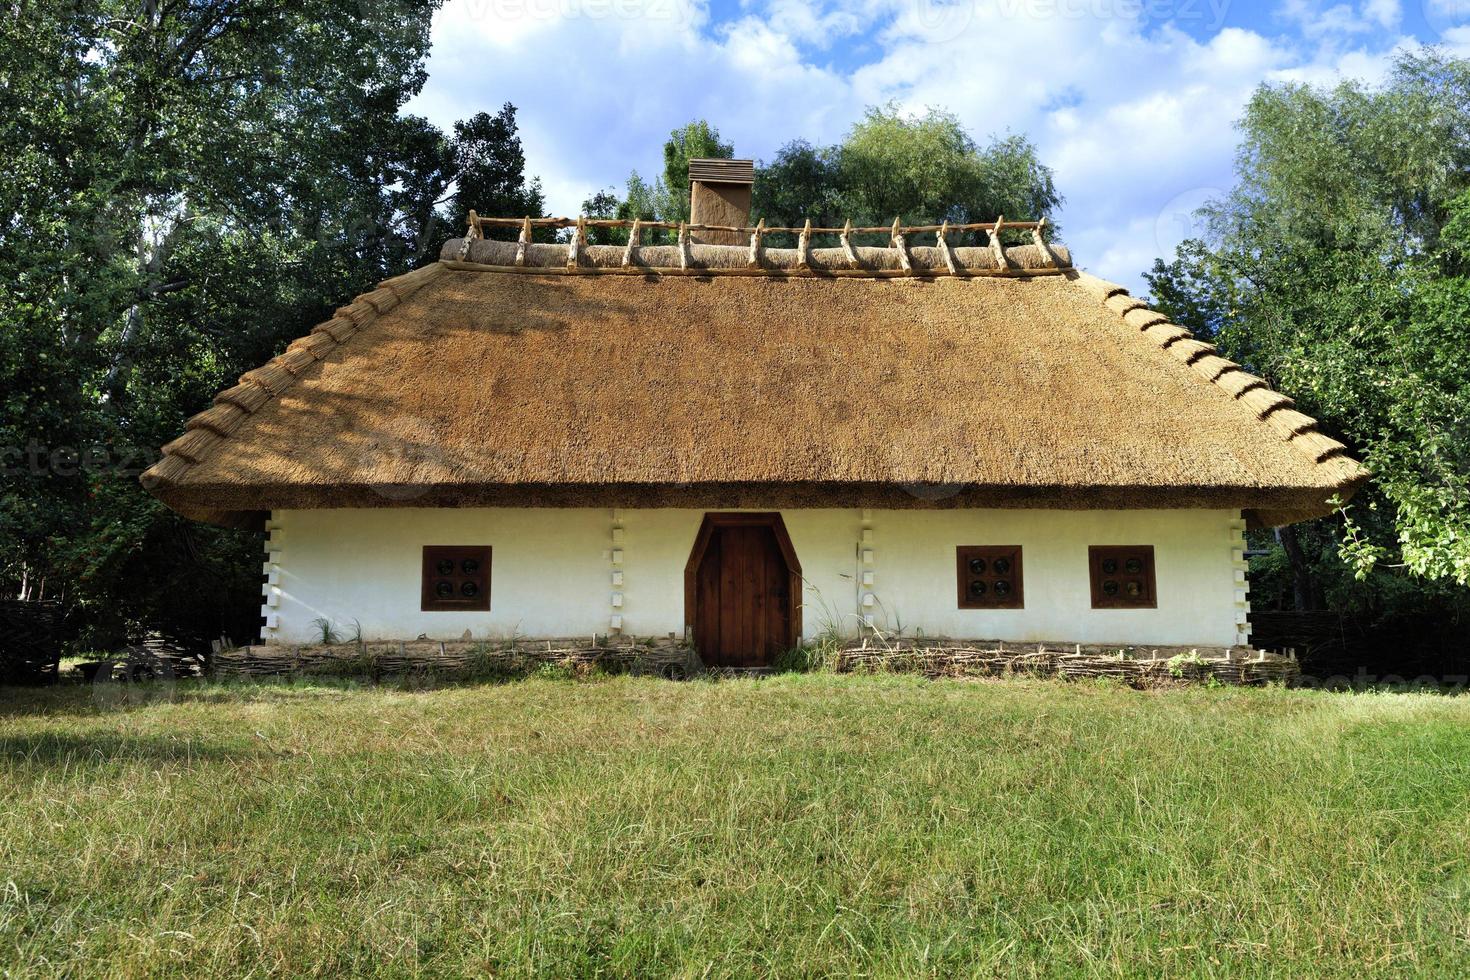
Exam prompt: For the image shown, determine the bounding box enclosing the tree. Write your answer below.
[608,110,1060,252]
[0,2,545,651]
[580,187,623,245]
[750,140,842,247]
[834,105,1060,244]
[450,104,546,241]
[578,171,662,245]
[592,120,733,238]
[1145,51,1470,588]
[658,120,734,223]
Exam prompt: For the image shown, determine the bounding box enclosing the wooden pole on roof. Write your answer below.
[890,217,912,274]
[567,215,586,269]
[458,209,481,261]
[515,216,532,266]
[936,221,958,275]
[677,222,690,270]
[988,215,1011,270]
[622,218,641,268]
[840,219,859,269]
[1030,216,1053,268]
[797,218,812,270]
[748,217,765,269]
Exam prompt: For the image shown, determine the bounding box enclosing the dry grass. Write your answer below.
[151,267,1355,525]
[2,674,1468,976]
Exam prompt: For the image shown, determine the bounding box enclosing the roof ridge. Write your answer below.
[1071,271,1369,497]
[140,262,447,493]
[443,237,1071,278]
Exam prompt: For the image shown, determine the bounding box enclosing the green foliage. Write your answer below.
[579,187,623,245]
[835,104,1060,243]
[773,627,842,674]
[659,119,734,224]
[600,108,1060,251]
[0,1,544,651]
[587,120,731,242]
[750,140,844,246]
[1166,650,1207,678]
[532,660,578,681]
[310,618,339,646]
[451,104,546,241]
[1145,51,1470,587]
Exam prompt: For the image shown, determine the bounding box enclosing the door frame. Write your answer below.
[683,512,803,654]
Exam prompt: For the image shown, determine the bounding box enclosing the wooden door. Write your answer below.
[686,515,800,668]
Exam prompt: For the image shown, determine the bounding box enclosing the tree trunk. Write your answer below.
[1276,525,1315,611]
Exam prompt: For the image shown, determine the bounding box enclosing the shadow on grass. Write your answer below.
[0,668,613,720]
[3,668,1466,728]
[0,677,357,720]
[0,731,247,767]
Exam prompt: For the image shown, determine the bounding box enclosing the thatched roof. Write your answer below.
[142,236,1366,529]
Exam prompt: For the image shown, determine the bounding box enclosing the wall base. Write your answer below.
[837,637,1298,686]
[218,636,1297,687]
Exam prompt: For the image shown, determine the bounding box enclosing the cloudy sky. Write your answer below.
[406,0,1470,291]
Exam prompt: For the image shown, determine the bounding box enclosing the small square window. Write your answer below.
[422,545,491,611]
[1089,546,1156,608]
[957,546,1023,609]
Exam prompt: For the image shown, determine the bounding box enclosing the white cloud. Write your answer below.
[406,0,1450,291]
[753,0,875,46]
[1363,0,1401,29]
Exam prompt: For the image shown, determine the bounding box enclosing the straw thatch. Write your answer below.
[141,238,1366,528]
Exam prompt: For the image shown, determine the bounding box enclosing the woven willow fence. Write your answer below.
[214,638,698,680]
[834,638,1299,686]
[0,599,62,685]
[214,637,1296,687]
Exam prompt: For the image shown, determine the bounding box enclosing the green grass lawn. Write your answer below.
[2,674,1469,977]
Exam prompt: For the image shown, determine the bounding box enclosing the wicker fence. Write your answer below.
[214,636,1296,687]
[0,599,62,685]
[215,638,699,681]
[834,638,1298,686]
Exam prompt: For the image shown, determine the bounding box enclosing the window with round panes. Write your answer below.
[1088,545,1156,608]
[956,546,1023,609]
[421,545,492,612]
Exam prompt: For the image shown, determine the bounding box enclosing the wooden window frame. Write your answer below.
[421,545,492,612]
[1088,545,1156,609]
[956,545,1024,609]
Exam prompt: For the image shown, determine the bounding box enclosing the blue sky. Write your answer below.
[406,0,1470,291]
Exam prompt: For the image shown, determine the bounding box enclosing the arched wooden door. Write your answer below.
[684,513,802,668]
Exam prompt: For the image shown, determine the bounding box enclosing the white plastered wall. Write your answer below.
[260,508,1250,648]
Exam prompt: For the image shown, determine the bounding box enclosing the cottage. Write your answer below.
[142,162,1366,667]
